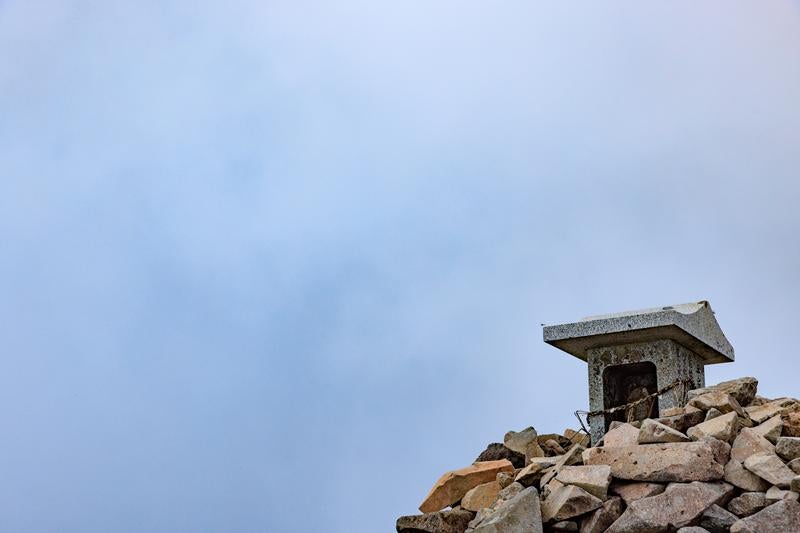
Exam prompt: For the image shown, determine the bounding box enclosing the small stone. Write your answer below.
[504,427,545,460]
[551,520,578,531]
[782,407,800,437]
[465,486,543,533]
[727,492,769,517]
[656,409,707,434]
[677,528,711,533]
[396,509,475,533]
[765,485,799,502]
[609,481,665,504]
[638,418,690,444]
[543,439,566,456]
[776,437,800,462]
[724,459,770,492]
[688,377,758,407]
[579,496,623,533]
[541,484,602,523]
[705,408,723,421]
[462,481,502,512]
[419,460,515,512]
[700,504,739,533]
[688,411,739,443]
[496,471,515,489]
[794,476,800,492]
[602,423,640,447]
[515,457,557,487]
[661,406,685,417]
[730,428,775,463]
[744,452,796,489]
[583,441,726,482]
[729,499,800,532]
[752,415,783,444]
[475,443,526,469]
[555,465,612,499]
[746,398,799,424]
[789,458,800,474]
[689,391,747,417]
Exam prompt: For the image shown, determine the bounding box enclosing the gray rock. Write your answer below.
[705,408,723,421]
[730,499,800,532]
[765,485,799,502]
[610,481,666,504]
[583,441,726,482]
[776,437,800,462]
[688,411,739,443]
[727,492,769,517]
[744,452,796,488]
[638,419,690,444]
[540,445,585,488]
[730,428,775,463]
[724,459,770,492]
[605,481,735,533]
[657,409,706,434]
[579,497,623,533]
[752,415,783,444]
[688,377,758,407]
[541,485,603,523]
[603,423,640,448]
[551,520,578,531]
[397,509,475,533]
[555,465,612,500]
[676,528,711,533]
[504,427,545,460]
[793,476,800,493]
[689,391,747,418]
[789,458,800,474]
[466,486,542,533]
[475,443,526,469]
[699,504,739,533]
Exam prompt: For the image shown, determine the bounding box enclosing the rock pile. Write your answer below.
[397,377,800,532]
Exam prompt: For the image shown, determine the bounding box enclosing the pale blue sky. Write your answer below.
[2,2,800,531]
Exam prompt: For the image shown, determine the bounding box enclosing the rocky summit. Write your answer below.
[397,377,800,532]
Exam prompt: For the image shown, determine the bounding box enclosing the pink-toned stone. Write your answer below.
[583,441,726,482]
[419,459,514,512]
[609,481,666,504]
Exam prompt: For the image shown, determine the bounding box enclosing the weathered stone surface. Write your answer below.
[729,499,800,532]
[724,459,770,492]
[676,528,711,533]
[540,445,585,488]
[765,485,799,502]
[475,443,526,469]
[783,407,800,437]
[515,457,557,487]
[789,458,800,474]
[699,504,739,533]
[730,428,775,463]
[689,391,747,417]
[504,427,545,460]
[705,408,723,421]
[661,406,685,417]
[551,520,578,531]
[746,398,799,424]
[462,481,502,512]
[397,509,475,533]
[543,439,566,456]
[639,419,690,444]
[688,377,758,407]
[752,415,783,444]
[727,492,768,517]
[744,452,795,489]
[603,423,640,448]
[583,441,726,482]
[610,481,665,504]
[538,433,573,451]
[579,496,623,533]
[496,471,515,488]
[541,485,602,523]
[776,437,800,462]
[465,486,543,533]
[793,476,800,492]
[657,409,706,434]
[688,412,739,443]
[555,465,612,499]
[605,481,734,533]
[420,460,515,512]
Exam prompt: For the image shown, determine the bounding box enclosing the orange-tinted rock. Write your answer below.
[419,460,514,513]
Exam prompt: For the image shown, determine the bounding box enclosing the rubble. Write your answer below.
[398,375,800,532]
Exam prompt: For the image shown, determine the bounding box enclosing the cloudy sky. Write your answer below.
[2,1,800,531]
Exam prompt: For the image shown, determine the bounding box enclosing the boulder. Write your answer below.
[541,484,602,523]
[610,481,665,504]
[765,485,799,502]
[397,509,475,533]
[496,471,515,488]
[583,441,726,482]
[724,459,770,492]
[688,412,739,443]
[730,428,775,463]
[579,496,623,533]
[605,481,734,533]
[776,437,800,462]
[419,460,515,512]
[542,439,566,456]
[730,499,800,532]
[555,465,612,500]
[656,409,706,434]
[638,419,690,444]
[689,391,747,417]
[465,486,542,533]
[475,443,526,469]
[676,528,711,533]
[744,452,796,489]
[699,504,739,533]
[789,458,800,475]
[752,415,783,444]
[551,520,578,531]
[661,407,685,417]
[727,492,769,517]
[462,481,502,512]
[514,457,557,487]
[688,377,758,407]
[746,398,799,424]
[540,445,585,488]
[603,423,640,448]
[504,427,545,460]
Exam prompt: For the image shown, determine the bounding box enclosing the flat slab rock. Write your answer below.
[465,486,543,533]
[583,441,728,482]
[419,460,514,512]
[730,499,800,532]
[396,509,475,533]
[541,484,602,523]
[605,481,734,533]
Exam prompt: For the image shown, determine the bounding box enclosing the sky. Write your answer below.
[1,1,800,531]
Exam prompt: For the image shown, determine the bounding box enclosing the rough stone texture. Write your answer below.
[496,472,515,488]
[724,459,770,492]
[729,499,800,532]
[465,486,542,533]
[746,398,799,424]
[397,509,475,533]
[782,407,800,437]
[542,439,566,456]
[638,419,690,444]
[661,406,685,417]
[657,409,707,434]
[688,412,739,443]
[551,520,578,531]
[699,504,739,533]
[419,460,515,512]
[515,457,557,487]
[688,377,758,407]
[461,481,502,512]
[610,481,666,504]
[583,441,726,482]
[744,452,796,489]
[504,427,545,460]
[579,496,623,533]
[555,465,612,499]
[688,391,747,417]
[789,458,800,474]
[776,436,800,462]
[727,492,769,517]
[765,485,799,502]
[541,484,602,523]
[676,528,711,533]
[752,415,783,444]
[793,476,800,492]
[730,428,775,463]
[475,443,526,469]
[540,445,585,488]
[603,423,640,448]
[705,408,723,421]
[605,481,734,533]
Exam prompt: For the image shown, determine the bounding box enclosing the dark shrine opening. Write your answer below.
[602,361,658,431]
